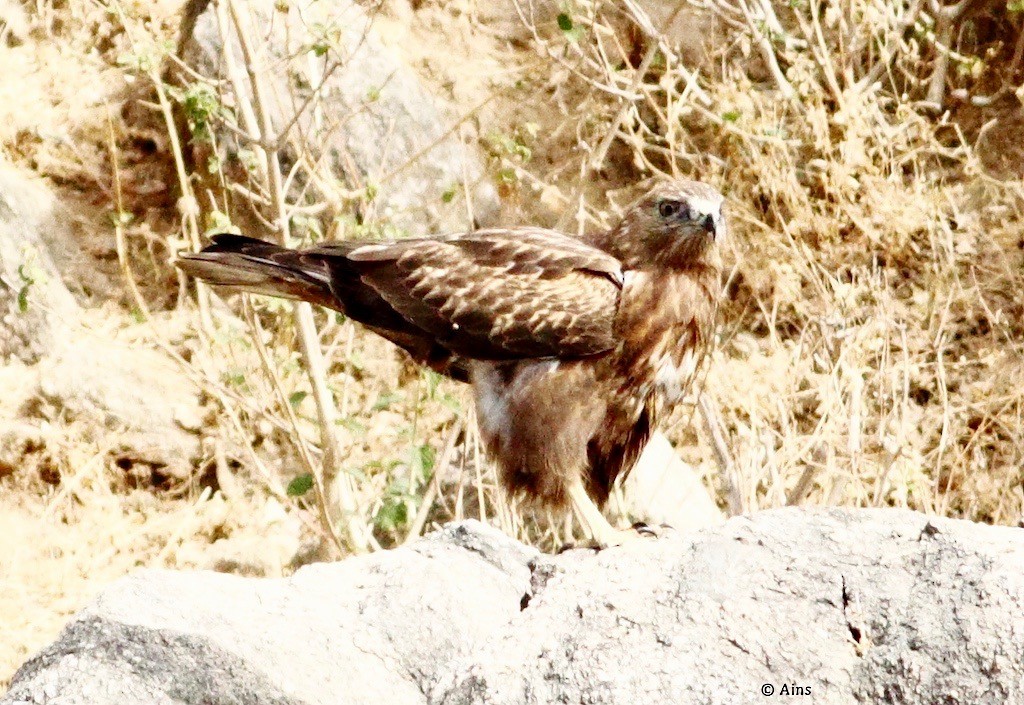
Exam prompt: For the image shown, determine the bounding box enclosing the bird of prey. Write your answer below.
[176,180,725,547]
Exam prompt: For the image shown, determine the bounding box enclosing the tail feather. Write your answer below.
[176,234,340,311]
[176,233,471,382]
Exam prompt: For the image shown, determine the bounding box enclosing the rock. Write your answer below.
[33,336,203,481]
[0,166,202,481]
[177,0,498,237]
[3,521,536,705]
[5,509,1024,704]
[620,430,723,530]
[0,165,82,364]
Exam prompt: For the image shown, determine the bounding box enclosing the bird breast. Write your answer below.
[617,270,714,405]
[652,343,700,404]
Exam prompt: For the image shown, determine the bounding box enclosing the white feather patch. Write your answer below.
[653,347,699,403]
[349,244,389,257]
[471,363,508,443]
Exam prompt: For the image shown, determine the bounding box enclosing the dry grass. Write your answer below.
[1,0,1024,687]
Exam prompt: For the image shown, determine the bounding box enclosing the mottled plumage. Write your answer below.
[176,180,726,546]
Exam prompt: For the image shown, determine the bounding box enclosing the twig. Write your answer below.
[699,393,744,516]
[146,63,214,334]
[241,299,348,555]
[737,0,795,99]
[106,108,153,324]
[403,419,464,544]
[923,0,977,111]
[225,0,373,553]
[589,38,662,172]
[855,0,924,91]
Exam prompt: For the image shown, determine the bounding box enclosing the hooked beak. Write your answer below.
[700,213,716,236]
[698,211,725,243]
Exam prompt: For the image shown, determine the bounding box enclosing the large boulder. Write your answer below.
[0,165,82,364]
[32,333,204,480]
[0,164,202,480]
[5,509,1024,704]
[177,0,499,237]
[3,521,535,705]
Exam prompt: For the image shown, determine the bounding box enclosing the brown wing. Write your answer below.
[310,227,624,360]
[176,235,472,381]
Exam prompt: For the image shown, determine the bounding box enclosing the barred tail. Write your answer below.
[175,234,338,310]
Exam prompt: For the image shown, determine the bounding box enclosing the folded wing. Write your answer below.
[313,227,624,360]
[177,228,624,376]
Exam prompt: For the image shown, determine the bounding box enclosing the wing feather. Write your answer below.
[312,228,623,360]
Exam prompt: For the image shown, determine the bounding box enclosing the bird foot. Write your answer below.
[561,522,673,552]
[630,521,676,539]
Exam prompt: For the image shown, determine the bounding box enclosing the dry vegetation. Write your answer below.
[2,0,1023,687]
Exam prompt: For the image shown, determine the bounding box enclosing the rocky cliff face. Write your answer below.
[5,508,1024,705]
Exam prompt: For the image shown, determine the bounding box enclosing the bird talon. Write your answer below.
[630,522,671,541]
[631,521,655,536]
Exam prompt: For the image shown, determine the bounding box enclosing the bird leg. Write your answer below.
[567,479,648,548]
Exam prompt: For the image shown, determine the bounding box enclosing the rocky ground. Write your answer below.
[6,509,1024,704]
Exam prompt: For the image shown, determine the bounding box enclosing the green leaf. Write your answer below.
[722,110,741,123]
[413,444,436,477]
[372,391,402,411]
[441,185,458,203]
[224,371,247,388]
[205,210,237,235]
[171,82,225,144]
[1009,0,1024,11]
[374,497,408,532]
[288,390,308,408]
[237,148,259,174]
[15,263,35,312]
[336,416,367,435]
[422,369,442,398]
[287,474,314,497]
[439,393,463,414]
[556,12,583,41]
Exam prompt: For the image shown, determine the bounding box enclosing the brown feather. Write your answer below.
[335,228,623,360]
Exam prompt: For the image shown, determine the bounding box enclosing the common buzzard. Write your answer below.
[177,180,725,546]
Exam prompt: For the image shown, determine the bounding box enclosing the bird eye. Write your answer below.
[658,200,681,218]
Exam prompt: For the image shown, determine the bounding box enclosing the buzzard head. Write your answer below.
[604,180,726,271]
